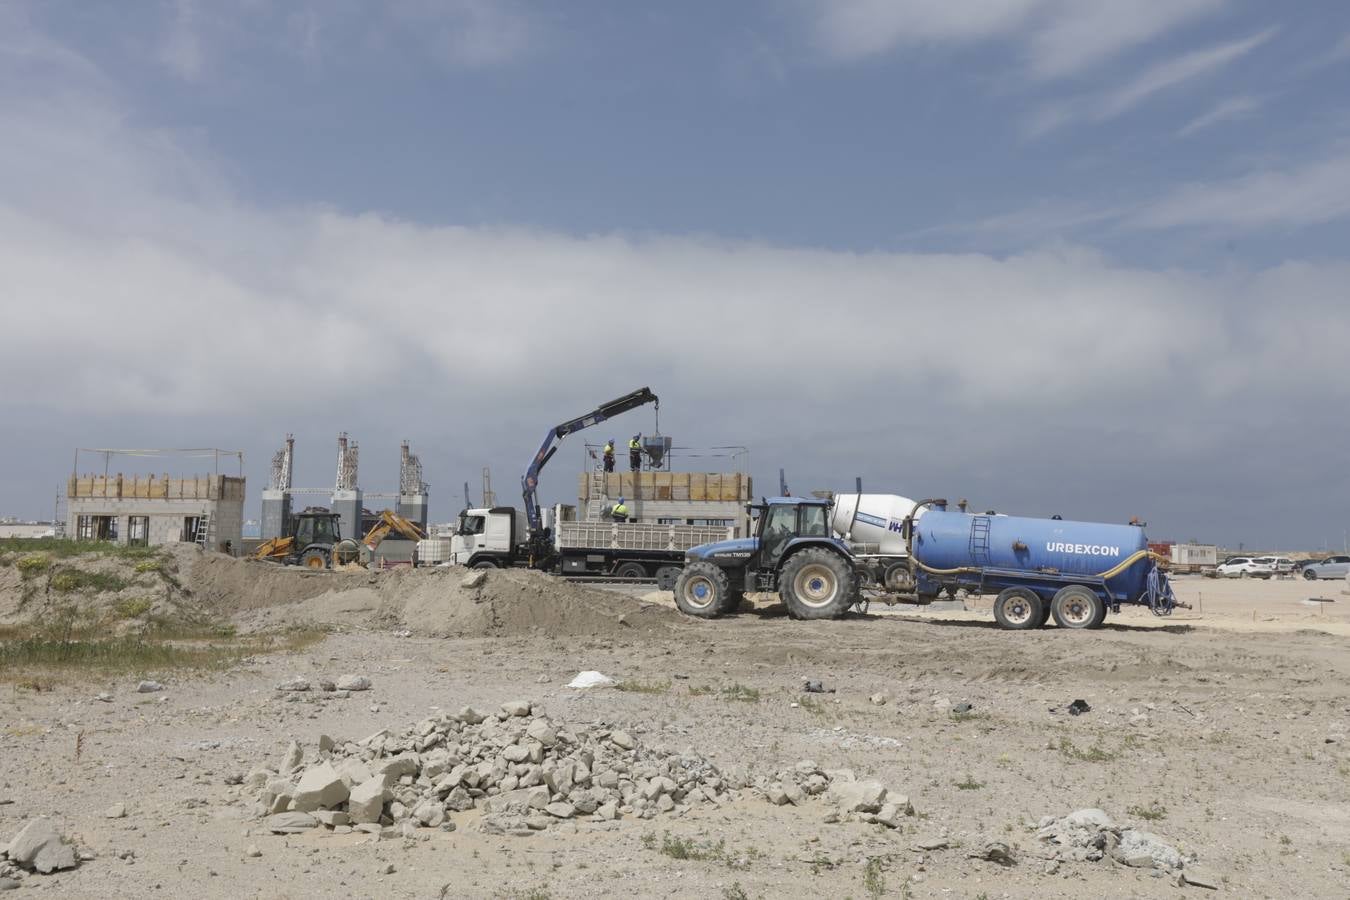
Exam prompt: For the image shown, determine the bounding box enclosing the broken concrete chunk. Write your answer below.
[455,707,488,725]
[275,677,309,692]
[609,731,635,751]
[136,680,164,693]
[461,570,487,589]
[1114,830,1183,871]
[104,803,126,819]
[6,818,78,874]
[500,700,531,717]
[347,777,390,825]
[264,811,318,834]
[292,762,350,812]
[828,780,887,814]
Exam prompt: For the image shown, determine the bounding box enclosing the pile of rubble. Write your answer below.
[1036,807,1215,885]
[245,701,917,838]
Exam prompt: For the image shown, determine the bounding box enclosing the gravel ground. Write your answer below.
[3,578,1350,898]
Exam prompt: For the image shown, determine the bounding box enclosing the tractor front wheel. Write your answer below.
[779,548,856,620]
[674,562,731,619]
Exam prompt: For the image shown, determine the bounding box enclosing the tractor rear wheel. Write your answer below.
[1050,585,1105,630]
[674,562,730,619]
[992,587,1042,630]
[299,547,330,570]
[779,548,856,620]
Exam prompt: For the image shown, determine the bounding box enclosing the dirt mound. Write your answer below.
[186,552,685,637]
[377,566,683,637]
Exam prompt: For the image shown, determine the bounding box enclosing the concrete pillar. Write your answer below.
[395,494,429,532]
[332,489,363,545]
[261,490,291,540]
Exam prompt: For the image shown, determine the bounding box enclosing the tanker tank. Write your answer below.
[910,503,1179,630]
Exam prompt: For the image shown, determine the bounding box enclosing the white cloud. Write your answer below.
[1027,27,1275,137]
[1176,94,1264,137]
[1098,27,1275,119]
[1132,152,1350,229]
[806,0,1225,79]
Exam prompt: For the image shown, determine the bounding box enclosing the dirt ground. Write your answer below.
[2,551,1349,898]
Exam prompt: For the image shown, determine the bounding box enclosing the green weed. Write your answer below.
[15,555,50,577]
[616,679,671,694]
[954,774,984,791]
[1127,801,1168,822]
[1057,737,1119,762]
[863,857,885,898]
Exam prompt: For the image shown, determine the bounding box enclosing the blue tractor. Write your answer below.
[674,497,858,620]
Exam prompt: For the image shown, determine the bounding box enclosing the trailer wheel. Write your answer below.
[992,587,1042,630]
[779,548,856,620]
[1050,585,1104,630]
[299,547,330,570]
[614,561,648,580]
[655,566,682,591]
[674,562,729,619]
[883,562,915,592]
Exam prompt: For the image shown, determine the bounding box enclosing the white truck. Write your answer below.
[449,505,733,588]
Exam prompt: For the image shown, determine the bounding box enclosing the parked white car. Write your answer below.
[1216,557,1274,578]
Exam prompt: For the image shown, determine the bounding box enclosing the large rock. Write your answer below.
[279,741,304,775]
[292,762,350,812]
[347,777,390,824]
[828,780,887,814]
[1114,830,1183,870]
[336,674,371,692]
[374,753,420,779]
[6,819,77,874]
[501,700,531,717]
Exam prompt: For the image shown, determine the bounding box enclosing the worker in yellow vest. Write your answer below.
[611,498,629,522]
[602,439,615,473]
[628,434,642,472]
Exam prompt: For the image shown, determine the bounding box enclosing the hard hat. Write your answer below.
[618,496,625,503]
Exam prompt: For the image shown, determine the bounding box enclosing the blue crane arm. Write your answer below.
[521,387,658,533]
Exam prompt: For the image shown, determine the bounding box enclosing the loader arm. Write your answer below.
[362,509,427,551]
[521,387,658,533]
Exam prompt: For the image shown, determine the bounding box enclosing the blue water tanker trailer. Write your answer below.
[908,501,1183,630]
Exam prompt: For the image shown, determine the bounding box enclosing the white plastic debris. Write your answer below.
[566,671,616,689]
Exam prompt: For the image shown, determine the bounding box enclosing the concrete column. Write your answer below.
[261,490,291,540]
[332,489,362,545]
[395,494,429,532]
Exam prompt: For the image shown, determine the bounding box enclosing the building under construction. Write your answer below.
[66,448,245,552]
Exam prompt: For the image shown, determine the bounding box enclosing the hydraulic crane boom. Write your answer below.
[521,387,658,534]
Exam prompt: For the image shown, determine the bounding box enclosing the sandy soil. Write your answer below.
[2,552,1349,898]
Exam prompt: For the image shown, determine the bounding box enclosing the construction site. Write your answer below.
[0,385,1347,899]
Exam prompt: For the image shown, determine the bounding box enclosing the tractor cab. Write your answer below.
[676,497,857,620]
[293,512,341,550]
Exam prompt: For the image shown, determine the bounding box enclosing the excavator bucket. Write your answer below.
[251,536,294,561]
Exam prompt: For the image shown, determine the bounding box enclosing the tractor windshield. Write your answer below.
[312,516,338,544]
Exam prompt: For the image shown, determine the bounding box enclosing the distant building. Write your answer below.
[67,472,244,552]
[0,522,56,540]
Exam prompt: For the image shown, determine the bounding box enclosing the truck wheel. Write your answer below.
[779,548,856,620]
[472,560,498,569]
[992,587,1042,630]
[655,566,682,591]
[674,562,729,619]
[1050,585,1104,630]
[614,562,648,579]
[299,547,330,570]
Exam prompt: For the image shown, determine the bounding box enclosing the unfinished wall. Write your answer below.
[67,474,245,552]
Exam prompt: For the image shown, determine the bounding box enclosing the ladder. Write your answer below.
[195,511,212,549]
[585,473,610,521]
[969,516,991,566]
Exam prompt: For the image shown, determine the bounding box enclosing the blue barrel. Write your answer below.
[912,508,1152,603]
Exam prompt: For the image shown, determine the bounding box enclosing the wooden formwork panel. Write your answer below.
[690,473,707,501]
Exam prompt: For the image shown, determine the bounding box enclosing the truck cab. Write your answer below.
[449,507,526,568]
[675,498,858,620]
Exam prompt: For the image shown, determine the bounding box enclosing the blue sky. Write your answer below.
[2,1,1349,549]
